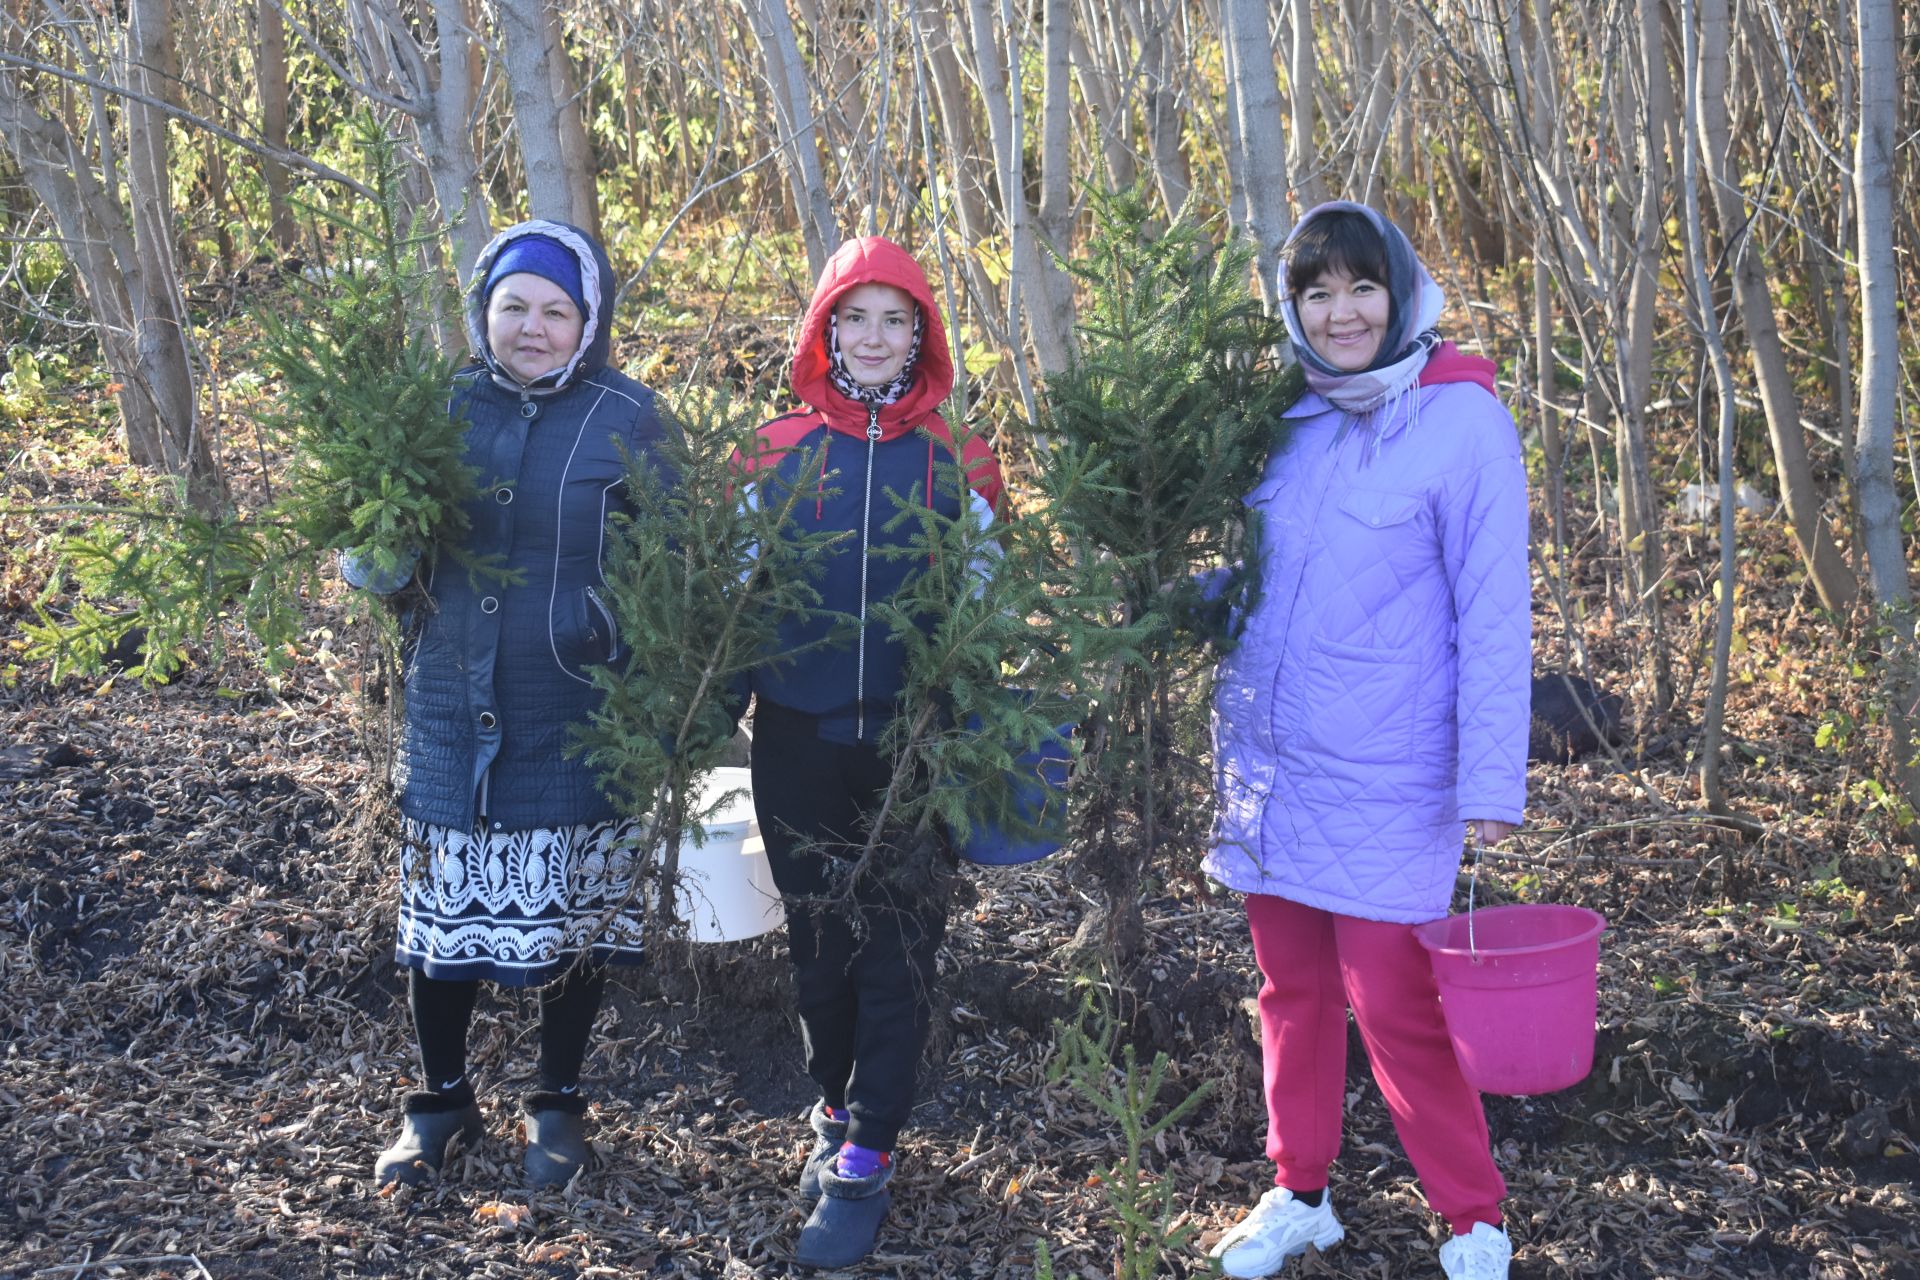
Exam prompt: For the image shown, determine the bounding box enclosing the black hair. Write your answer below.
[1284,210,1391,297]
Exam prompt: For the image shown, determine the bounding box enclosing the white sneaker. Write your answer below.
[1208,1187,1345,1278]
[1438,1221,1512,1279]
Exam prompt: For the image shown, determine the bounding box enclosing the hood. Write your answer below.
[1283,341,1501,435]
[465,220,615,393]
[1419,342,1497,394]
[791,236,956,439]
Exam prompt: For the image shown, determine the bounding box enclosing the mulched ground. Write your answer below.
[4,596,1915,1280]
[3,418,1916,1278]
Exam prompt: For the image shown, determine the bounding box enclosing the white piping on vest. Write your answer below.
[549,388,612,685]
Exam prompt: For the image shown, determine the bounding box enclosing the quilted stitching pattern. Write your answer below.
[1207,383,1531,923]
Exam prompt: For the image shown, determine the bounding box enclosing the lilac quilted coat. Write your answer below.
[1205,380,1531,923]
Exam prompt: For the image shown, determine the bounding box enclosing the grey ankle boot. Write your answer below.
[522,1105,590,1188]
[798,1101,848,1201]
[795,1154,893,1270]
[374,1095,485,1187]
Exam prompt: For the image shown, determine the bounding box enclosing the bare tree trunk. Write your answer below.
[344,0,492,285]
[1123,0,1191,217]
[424,0,491,283]
[128,0,223,510]
[1852,0,1920,809]
[1033,0,1077,336]
[912,0,999,321]
[1287,0,1325,208]
[1617,0,1669,600]
[1534,251,1567,550]
[1067,18,1135,191]
[253,0,296,252]
[1350,0,1397,206]
[499,0,598,233]
[1695,0,1857,613]
[963,0,1074,380]
[544,0,599,238]
[1221,0,1291,305]
[1390,52,1419,230]
[1677,0,1740,818]
[0,11,221,512]
[1622,0,1670,437]
[1215,0,1250,233]
[744,0,839,280]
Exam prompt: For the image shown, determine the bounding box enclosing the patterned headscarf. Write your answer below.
[825,309,924,408]
[1279,201,1446,446]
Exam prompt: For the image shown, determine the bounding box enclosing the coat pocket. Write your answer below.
[551,585,620,680]
[1335,487,1423,533]
[1297,635,1418,763]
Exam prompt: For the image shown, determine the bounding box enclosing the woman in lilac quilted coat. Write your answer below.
[1205,203,1531,1280]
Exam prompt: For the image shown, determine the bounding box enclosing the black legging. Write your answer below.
[410,965,608,1102]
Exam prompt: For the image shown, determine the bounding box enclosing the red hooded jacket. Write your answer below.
[741,236,1004,743]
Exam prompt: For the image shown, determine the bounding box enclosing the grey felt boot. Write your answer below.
[522,1103,591,1188]
[374,1094,485,1187]
[798,1101,848,1201]
[795,1154,893,1270]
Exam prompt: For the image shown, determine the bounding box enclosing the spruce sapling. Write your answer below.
[1033,188,1302,963]
[1041,986,1214,1280]
[573,387,842,941]
[840,422,1145,911]
[24,119,482,697]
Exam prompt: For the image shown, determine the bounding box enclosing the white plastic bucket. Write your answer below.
[670,767,786,944]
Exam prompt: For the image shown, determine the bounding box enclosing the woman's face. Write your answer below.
[833,282,916,387]
[486,272,585,384]
[1296,269,1391,372]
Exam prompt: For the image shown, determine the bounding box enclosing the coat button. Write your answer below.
[481,596,499,614]
[479,711,497,729]
[495,487,513,505]
[521,401,538,419]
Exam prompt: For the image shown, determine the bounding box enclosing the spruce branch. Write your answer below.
[574,388,843,943]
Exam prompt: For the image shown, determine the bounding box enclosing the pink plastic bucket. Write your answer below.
[1414,903,1607,1097]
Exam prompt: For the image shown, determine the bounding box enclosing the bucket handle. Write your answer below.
[1465,825,1483,964]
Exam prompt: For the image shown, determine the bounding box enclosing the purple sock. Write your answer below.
[835,1141,891,1179]
[824,1104,848,1124]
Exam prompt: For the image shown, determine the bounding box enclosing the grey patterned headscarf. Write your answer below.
[1279,201,1445,440]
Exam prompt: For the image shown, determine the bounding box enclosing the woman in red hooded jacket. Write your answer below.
[737,237,1002,1269]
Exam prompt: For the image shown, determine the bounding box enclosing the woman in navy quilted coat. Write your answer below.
[343,221,668,1191]
[1205,203,1531,1280]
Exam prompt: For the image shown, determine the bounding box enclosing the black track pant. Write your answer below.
[750,700,947,1152]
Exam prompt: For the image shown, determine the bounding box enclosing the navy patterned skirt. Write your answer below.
[395,816,648,985]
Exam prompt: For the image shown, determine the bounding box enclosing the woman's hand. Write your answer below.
[1466,819,1516,846]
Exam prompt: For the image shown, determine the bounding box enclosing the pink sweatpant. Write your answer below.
[1246,893,1506,1234]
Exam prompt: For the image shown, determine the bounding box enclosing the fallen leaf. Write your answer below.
[474,1201,533,1230]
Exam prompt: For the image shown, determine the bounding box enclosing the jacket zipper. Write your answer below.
[585,585,619,661]
[857,404,880,740]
